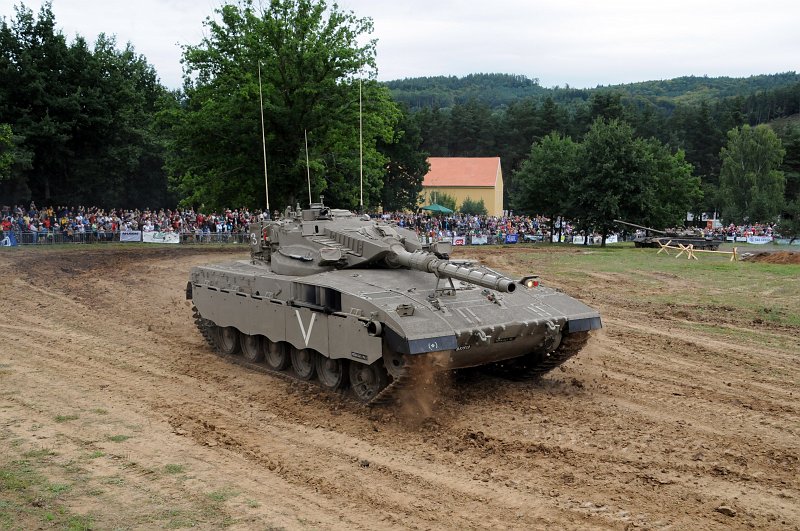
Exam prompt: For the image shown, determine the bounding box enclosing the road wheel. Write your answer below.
[215,326,240,355]
[291,347,316,380]
[349,360,389,402]
[263,340,290,370]
[241,333,263,362]
[316,356,348,390]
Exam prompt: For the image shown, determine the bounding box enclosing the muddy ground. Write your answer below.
[0,245,797,530]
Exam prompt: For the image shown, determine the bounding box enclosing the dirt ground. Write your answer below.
[745,251,800,265]
[1,245,798,530]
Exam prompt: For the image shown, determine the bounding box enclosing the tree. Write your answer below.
[378,106,428,211]
[448,99,496,156]
[719,125,786,223]
[427,191,456,212]
[777,198,800,243]
[512,132,578,238]
[459,197,487,215]
[0,123,12,179]
[644,140,702,229]
[570,118,699,244]
[166,0,401,211]
[773,122,800,207]
[0,3,171,206]
[570,118,649,243]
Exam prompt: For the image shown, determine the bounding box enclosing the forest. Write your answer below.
[1,0,799,235]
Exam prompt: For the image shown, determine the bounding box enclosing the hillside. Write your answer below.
[386,71,800,111]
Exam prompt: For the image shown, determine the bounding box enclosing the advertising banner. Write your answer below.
[453,236,466,246]
[120,230,141,242]
[572,235,585,245]
[471,235,488,245]
[505,234,518,244]
[606,234,618,244]
[746,236,773,244]
[143,231,180,244]
[1,232,17,246]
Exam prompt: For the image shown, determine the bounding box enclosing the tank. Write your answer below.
[614,219,720,251]
[187,201,602,404]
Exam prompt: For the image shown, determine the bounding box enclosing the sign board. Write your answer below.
[143,231,180,244]
[120,230,141,242]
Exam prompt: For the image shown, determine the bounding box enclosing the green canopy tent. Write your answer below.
[420,203,454,214]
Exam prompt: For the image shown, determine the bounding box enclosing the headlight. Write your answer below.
[521,276,539,289]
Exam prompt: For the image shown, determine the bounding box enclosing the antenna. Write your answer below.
[304,129,312,206]
[258,63,270,213]
[359,79,363,213]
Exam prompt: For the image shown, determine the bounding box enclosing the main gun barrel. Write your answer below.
[391,248,517,293]
[613,219,666,235]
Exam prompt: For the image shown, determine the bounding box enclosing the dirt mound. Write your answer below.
[747,251,800,264]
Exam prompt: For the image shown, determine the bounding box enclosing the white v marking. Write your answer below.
[295,310,317,347]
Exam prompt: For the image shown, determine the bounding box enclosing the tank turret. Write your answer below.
[249,200,517,292]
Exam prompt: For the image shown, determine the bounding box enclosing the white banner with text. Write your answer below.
[120,231,141,242]
[142,231,180,244]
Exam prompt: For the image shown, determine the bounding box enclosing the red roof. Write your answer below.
[423,157,500,188]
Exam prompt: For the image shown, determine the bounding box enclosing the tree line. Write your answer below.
[1,0,798,237]
[410,84,799,235]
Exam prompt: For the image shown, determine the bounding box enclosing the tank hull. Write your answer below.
[188,258,601,403]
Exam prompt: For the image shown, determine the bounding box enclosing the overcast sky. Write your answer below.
[3,0,798,89]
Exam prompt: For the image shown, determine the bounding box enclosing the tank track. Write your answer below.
[193,306,590,403]
[484,331,590,380]
[192,305,412,407]
[192,306,302,387]
[366,356,427,407]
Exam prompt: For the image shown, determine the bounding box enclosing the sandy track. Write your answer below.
[1,246,797,529]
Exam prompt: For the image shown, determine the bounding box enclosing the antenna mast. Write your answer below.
[304,129,312,206]
[258,63,270,213]
[359,79,363,213]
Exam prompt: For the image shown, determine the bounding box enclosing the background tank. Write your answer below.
[614,219,720,250]
[187,201,602,404]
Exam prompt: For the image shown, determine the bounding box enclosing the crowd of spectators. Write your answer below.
[0,201,783,245]
[708,223,778,239]
[381,211,557,242]
[1,203,259,242]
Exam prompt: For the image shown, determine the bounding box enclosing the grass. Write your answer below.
[164,464,185,474]
[106,434,131,443]
[499,244,800,328]
[23,448,56,459]
[206,487,239,503]
[0,454,93,529]
[55,414,80,423]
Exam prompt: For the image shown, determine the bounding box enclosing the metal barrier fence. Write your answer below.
[2,230,251,246]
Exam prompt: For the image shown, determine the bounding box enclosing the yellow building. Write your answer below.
[421,157,504,216]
